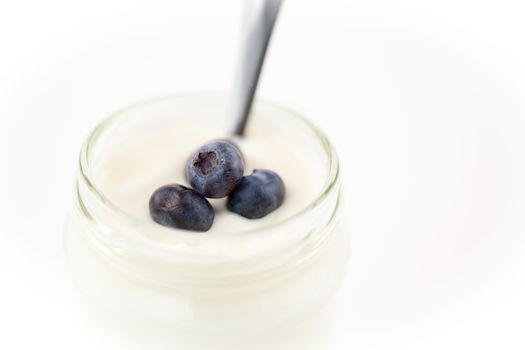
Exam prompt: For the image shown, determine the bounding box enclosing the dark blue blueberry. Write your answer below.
[149,184,214,232]
[226,169,285,219]
[186,140,245,198]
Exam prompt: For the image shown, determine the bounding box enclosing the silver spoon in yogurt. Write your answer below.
[231,0,282,136]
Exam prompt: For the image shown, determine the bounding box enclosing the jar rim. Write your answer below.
[78,92,340,240]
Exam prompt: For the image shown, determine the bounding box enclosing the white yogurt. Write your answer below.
[94,115,324,235]
[67,95,347,340]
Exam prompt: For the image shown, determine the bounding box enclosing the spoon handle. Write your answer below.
[231,0,282,136]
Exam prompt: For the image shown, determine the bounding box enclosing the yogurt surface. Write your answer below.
[93,114,325,236]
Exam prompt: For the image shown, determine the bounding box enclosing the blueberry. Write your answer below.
[186,140,245,198]
[226,169,285,219]
[149,184,214,231]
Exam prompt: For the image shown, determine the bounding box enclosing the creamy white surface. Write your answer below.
[93,118,324,234]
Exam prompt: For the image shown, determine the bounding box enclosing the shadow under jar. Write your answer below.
[66,93,347,335]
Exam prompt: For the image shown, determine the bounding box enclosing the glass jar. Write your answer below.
[65,93,347,336]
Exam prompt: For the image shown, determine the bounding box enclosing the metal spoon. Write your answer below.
[231,0,282,136]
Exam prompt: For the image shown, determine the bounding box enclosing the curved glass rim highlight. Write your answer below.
[78,92,340,238]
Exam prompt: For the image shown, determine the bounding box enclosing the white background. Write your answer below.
[1,0,525,349]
